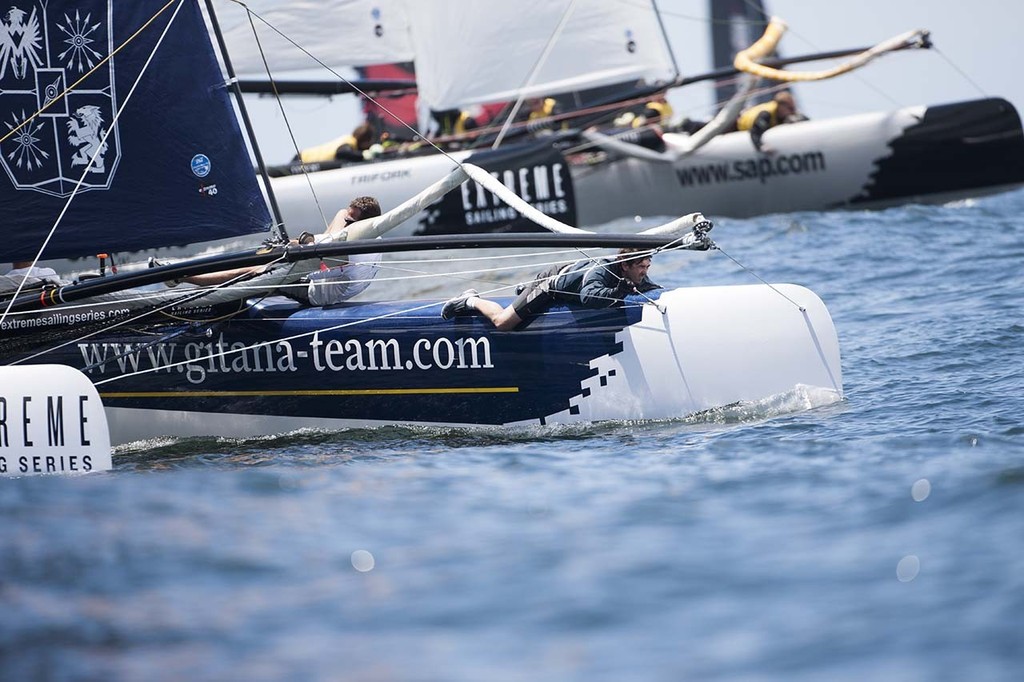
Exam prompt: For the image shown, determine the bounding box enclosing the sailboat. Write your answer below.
[224,0,1024,236]
[0,0,842,450]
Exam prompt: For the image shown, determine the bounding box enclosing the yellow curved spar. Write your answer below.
[734,16,929,82]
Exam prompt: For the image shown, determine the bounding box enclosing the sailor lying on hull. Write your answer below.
[440,248,661,330]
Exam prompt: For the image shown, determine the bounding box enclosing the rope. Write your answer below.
[932,45,989,99]
[240,6,330,232]
[491,0,580,148]
[1,0,188,327]
[707,240,806,312]
[0,0,179,146]
[6,267,279,367]
[225,1,460,167]
[49,238,697,386]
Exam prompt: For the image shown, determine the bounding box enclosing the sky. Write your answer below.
[243,1,1024,164]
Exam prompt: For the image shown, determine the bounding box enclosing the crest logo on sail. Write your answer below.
[0,1,118,196]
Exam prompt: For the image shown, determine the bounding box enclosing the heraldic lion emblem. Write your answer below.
[67,104,108,173]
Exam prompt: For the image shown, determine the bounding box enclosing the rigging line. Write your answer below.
[362,238,696,286]
[9,253,294,365]
[242,6,330,232]
[352,252,589,291]
[227,2,459,166]
[7,276,259,366]
[91,296,453,387]
[569,246,667,313]
[205,0,285,237]
[931,46,988,99]
[161,246,595,297]
[434,243,674,290]
[650,0,682,85]
[492,0,580,149]
[79,325,197,373]
[739,0,771,25]
[88,242,699,386]
[0,0,189,327]
[0,0,178,146]
[709,240,806,312]
[20,240,698,372]
[380,241,686,292]
[384,245,623,266]
[7,245,611,313]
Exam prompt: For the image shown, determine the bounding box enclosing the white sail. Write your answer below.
[214,0,414,76]
[215,1,676,109]
[404,0,678,110]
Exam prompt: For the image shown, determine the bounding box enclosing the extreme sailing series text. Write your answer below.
[460,163,569,225]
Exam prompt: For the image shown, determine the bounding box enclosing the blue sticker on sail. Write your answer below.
[0,1,119,197]
[191,153,211,177]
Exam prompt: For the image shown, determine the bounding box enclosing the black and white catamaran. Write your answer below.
[218,0,1024,236]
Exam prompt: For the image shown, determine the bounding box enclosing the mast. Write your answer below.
[709,0,771,107]
[203,0,288,240]
[651,0,681,85]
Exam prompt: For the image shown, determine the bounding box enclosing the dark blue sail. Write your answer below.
[0,0,271,263]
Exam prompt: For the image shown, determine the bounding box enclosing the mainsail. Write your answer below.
[215,0,415,77]
[0,0,272,263]
[405,0,678,111]
[217,0,677,126]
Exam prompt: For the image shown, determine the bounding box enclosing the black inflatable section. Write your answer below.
[853,98,1024,204]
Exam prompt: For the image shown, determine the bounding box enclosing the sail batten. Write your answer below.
[1,0,272,263]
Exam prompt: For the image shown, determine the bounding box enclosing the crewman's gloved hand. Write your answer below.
[614,279,637,297]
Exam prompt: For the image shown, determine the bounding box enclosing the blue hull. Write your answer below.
[44,296,642,427]
[5,284,845,444]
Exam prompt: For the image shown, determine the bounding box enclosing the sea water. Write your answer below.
[2,189,1023,681]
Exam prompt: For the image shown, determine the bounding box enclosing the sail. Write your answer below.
[356,61,419,139]
[404,0,678,111]
[216,0,415,77]
[0,0,272,263]
[709,0,772,107]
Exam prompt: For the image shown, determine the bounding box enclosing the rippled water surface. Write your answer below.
[3,189,1024,681]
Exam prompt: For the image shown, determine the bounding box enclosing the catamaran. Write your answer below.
[218,0,1024,236]
[0,0,843,449]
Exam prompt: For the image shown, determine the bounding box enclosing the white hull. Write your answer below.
[269,99,1024,234]
[578,108,916,221]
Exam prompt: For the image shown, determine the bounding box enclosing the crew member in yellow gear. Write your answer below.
[295,122,376,164]
[525,97,565,133]
[736,90,804,151]
[633,94,674,127]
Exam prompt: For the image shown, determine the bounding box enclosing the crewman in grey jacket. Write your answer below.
[441,248,660,330]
